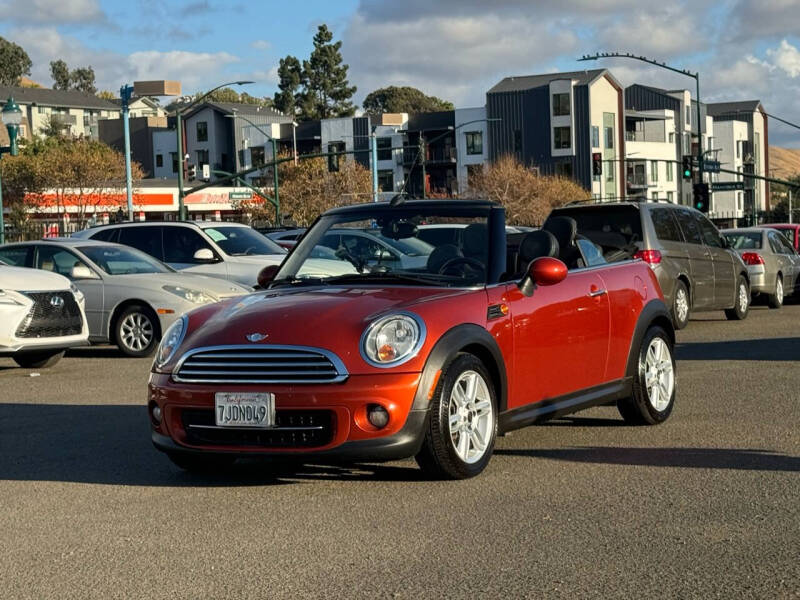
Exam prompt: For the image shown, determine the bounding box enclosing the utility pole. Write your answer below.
[120,84,135,221]
[371,130,379,202]
[790,188,793,225]
[419,134,426,199]
[271,137,280,223]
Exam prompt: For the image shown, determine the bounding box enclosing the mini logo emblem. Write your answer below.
[50,296,65,309]
[246,333,267,342]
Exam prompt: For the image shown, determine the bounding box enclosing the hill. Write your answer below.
[769,147,800,179]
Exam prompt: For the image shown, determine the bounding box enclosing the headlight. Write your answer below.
[0,290,22,306]
[162,285,218,304]
[360,313,425,367]
[154,315,187,369]
[70,284,85,305]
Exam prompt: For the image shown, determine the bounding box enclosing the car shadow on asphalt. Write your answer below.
[494,446,800,472]
[0,403,425,486]
[65,346,129,359]
[676,336,800,361]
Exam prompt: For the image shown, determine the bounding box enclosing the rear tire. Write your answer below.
[167,452,235,473]
[618,326,676,425]
[767,275,784,309]
[724,275,750,320]
[415,354,497,479]
[114,305,159,357]
[671,280,690,330]
[12,350,65,369]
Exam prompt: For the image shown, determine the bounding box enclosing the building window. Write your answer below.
[604,126,614,149]
[669,132,675,143]
[737,192,743,211]
[555,161,573,178]
[196,149,209,166]
[155,154,163,168]
[591,126,600,148]
[19,124,26,137]
[652,191,659,200]
[553,126,571,150]
[377,170,394,192]
[38,106,49,114]
[683,133,690,155]
[666,161,673,182]
[650,160,658,182]
[328,141,345,172]
[196,121,208,142]
[552,93,570,117]
[250,146,265,168]
[170,152,178,173]
[685,105,691,126]
[667,191,674,203]
[605,161,615,182]
[465,131,483,155]
[513,130,522,155]
[376,137,391,161]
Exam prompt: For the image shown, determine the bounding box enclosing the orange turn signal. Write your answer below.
[156,308,175,315]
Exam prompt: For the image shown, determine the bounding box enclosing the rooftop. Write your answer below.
[706,101,763,117]
[488,69,608,94]
[0,85,120,110]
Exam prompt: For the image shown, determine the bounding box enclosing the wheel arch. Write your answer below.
[108,299,162,342]
[411,323,508,413]
[625,298,674,379]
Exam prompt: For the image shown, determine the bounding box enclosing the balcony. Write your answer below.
[402,146,457,165]
[50,113,77,126]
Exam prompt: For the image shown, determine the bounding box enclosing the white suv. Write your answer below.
[72,222,287,287]
[0,262,89,368]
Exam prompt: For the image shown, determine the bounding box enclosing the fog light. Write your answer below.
[366,404,389,429]
[151,404,162,425]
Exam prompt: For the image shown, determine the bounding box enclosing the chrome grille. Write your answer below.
[173,345,348,384]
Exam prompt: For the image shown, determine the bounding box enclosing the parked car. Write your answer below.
[263,228,307,250]
[417,223,535,248]
[319,228,435,271]
[149,199,676,479]
[550,202,750,329]
[0,262,89,368]
[0,240,250,357]
[759,223,800,251]
[722,227,800,308]
[72,221,287,287]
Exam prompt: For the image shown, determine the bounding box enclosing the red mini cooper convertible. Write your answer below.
[149,200,676,479]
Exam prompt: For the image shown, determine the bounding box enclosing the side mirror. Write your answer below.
[518,257,567,297]
[256,264,280,288]
[193,248,216,262]
[71,265,97,279]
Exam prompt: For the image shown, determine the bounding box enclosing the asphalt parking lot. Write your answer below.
[1,303,798,599]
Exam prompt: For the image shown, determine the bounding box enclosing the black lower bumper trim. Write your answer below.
[152,409,429,462]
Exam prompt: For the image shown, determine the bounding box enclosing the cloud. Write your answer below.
[0,0,105,24]
[251,40,271,51]
[730,0,800,40]
[767,39,800,78]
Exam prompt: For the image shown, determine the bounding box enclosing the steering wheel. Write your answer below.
[437,256,485,277]
[241,246,257,256]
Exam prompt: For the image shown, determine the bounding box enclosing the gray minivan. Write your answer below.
[550,202,750,329]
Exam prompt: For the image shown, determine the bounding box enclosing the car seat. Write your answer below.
[515,230,559,275]
[542,216,584,269]
[427,244,463,274]
[462,223,489,263]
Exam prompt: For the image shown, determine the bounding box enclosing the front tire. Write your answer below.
[671,280,690,330]
[13,350,65,369]
[415,354,497,479]
[114,305,159,357]
[724,275,750,320]
[767,275,784,309]
[618,326,676,425]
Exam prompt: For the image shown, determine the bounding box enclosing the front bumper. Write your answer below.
[148,371,429,461]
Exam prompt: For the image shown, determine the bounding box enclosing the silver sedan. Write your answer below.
[0,239,250,356]
[722,227,800,309]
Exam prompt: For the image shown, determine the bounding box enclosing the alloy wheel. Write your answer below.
[120,313,154,352]
[642,337,674,412]
[675,288,689,323]
[448,370,494,464]
[776,278,783,304]
[738,282,749,313]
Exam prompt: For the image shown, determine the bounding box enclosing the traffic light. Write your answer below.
[682,155,693,180]
[693,183,710,213]
[592,152,602,176]
[187,164,196,181]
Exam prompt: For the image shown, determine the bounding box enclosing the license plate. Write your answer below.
[215,392,274,428]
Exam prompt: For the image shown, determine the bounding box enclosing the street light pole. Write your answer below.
[419,134,426,200]
[371,130,379,202]
[175,80,253,221]
[120,84,135,221]
[0,97,23,244]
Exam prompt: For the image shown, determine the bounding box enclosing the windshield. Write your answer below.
[723,232,762,249]
[79,245,172,275]
[204,226,286,256]
[275,206,491,287]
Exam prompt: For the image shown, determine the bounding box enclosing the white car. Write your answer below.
[0,263,89,368]
[72,221,287,287]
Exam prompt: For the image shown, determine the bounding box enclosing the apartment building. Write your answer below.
[99,116,170,178]
[486,69,625,201]
[0,85,120,140]
[707,101,770,224]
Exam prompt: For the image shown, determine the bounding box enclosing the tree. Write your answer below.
[0,37,32,86]
[96,90,116,101]
[273,55,304,117]
[50,60,71,90]
[363,86,454,114]
[50,60,97,94]
[301,25,357,119]
[192,87,273,108]
[466,156,590,225]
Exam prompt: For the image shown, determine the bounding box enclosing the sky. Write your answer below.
[2,0,800,147]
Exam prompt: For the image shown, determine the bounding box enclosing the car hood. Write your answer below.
[0,266,71,291]
[107,273,251,297]
[179,285,485,373]
[223,253,287,265]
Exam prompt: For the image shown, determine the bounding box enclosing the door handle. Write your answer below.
[588,289,607,297]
